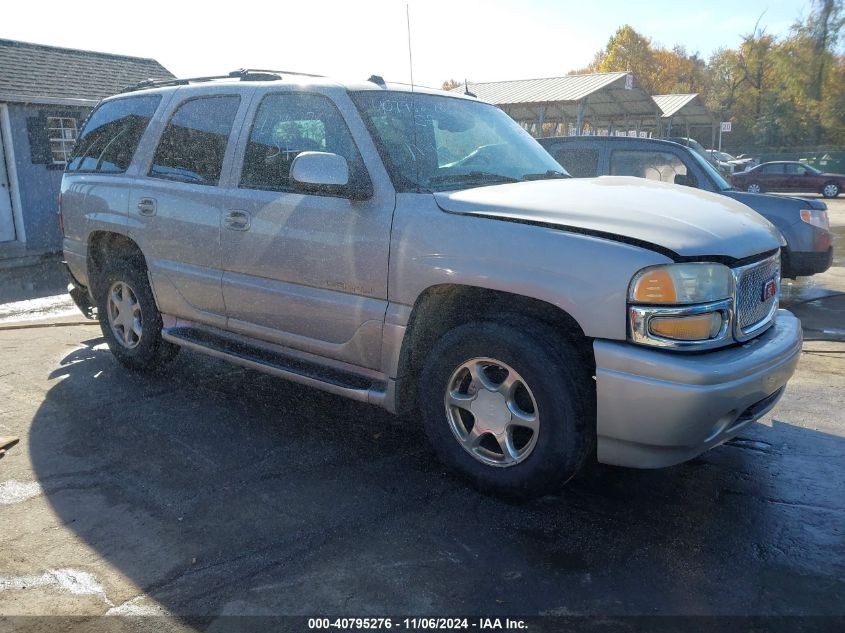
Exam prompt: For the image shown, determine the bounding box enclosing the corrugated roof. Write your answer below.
[454,72,631,105]
[652,94,697,118]
[652,93,714,125]
[452,72,658,127]
[0,39,174,105]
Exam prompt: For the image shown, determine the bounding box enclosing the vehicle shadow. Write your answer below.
[27,336,845,622]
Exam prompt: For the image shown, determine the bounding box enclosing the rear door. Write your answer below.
[609,148,694,186]
[759,163,786,191]
[128,88,251,328]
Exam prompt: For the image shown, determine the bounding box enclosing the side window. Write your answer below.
[785,163,808,175]
[553,148,599,178]
[610,150,689,185]
[66,95,161,173]
[149,96,240,185]
[761,164,784,175]
[47,117,78,166]
[240,93,366,192]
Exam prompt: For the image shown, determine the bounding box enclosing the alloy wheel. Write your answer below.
[747,183,761,193]
[444,357,539,467]
[106,281,143,349]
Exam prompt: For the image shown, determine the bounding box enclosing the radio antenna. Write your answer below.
[406,4,415,92]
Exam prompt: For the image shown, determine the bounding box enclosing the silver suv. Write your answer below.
[61,70,802,498]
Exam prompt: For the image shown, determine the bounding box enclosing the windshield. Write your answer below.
[350,91,568,192]
[688,146,732,191]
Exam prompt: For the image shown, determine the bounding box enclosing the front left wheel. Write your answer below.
[95,259,179,372]
[418,319,594,499]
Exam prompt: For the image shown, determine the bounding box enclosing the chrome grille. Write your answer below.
[734,254,780,338]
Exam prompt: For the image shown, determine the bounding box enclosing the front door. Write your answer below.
[0,121,16,242]
[221,91,394,370]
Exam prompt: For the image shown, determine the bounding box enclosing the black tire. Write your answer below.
[94,258,179,372]
[418,319,594,499]
[822,181,840,199]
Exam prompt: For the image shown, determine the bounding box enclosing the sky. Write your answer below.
[4,0,813,88]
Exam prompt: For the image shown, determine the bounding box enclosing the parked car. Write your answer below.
[61,70,801,498]
[732,161,845,198]
[669,136,737,175]
[537,136,833,278]
[702,149,736,175]
[706,149,755,173]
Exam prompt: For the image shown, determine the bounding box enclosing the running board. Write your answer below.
[162,326,386,405]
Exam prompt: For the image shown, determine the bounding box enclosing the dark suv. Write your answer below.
[537,136,833,278]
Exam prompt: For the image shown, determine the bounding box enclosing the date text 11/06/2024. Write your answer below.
[307,618,528,630]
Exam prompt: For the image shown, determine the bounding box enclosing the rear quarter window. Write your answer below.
[66,95,162,173]
[552,147,599,178]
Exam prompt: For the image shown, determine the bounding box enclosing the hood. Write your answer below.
[434,177,781,261]
[725,190,827,211]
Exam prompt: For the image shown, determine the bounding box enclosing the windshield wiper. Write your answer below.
[522,170,569,181]
[428,171,521,185]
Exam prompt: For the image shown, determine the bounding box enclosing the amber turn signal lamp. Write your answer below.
[631,270,677,303]
[649,313,722,341]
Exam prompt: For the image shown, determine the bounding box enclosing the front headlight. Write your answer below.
[628,263,735,349]
[799,208,829,230]
[629,263,734,304]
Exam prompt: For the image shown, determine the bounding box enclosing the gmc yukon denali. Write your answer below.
[60,70,803,497]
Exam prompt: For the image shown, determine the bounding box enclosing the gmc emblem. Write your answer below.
[762,277,778,301]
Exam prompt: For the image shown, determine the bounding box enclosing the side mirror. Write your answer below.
[674,173,691,187]
[290,151,372,201]
[290,151,348,189]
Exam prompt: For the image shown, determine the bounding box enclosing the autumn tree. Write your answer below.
[575,3,845,150]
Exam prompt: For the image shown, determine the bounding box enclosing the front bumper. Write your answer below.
[594,309,802,468]
[783,247,833,278]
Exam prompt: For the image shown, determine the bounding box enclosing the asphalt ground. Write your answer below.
[0,197,843,632]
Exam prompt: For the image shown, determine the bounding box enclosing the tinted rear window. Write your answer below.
[66,95,161,173]
[150,95,240,185]
[553,148,599,178]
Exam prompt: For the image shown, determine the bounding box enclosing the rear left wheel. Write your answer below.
[95,259,179,371]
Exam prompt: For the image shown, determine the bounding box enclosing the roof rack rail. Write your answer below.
[121,68,324,93]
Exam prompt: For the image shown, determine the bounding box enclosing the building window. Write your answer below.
[47,117,78,165]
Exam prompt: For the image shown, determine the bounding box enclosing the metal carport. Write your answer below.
[455,72,659,137]
[652,93,717,147]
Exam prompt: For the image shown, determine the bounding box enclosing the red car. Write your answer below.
[731,161,845,198]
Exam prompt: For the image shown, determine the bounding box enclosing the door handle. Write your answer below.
[224,210,251,231]
[137,197,157,216]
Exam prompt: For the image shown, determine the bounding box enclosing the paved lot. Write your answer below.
[0,199,843,628]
